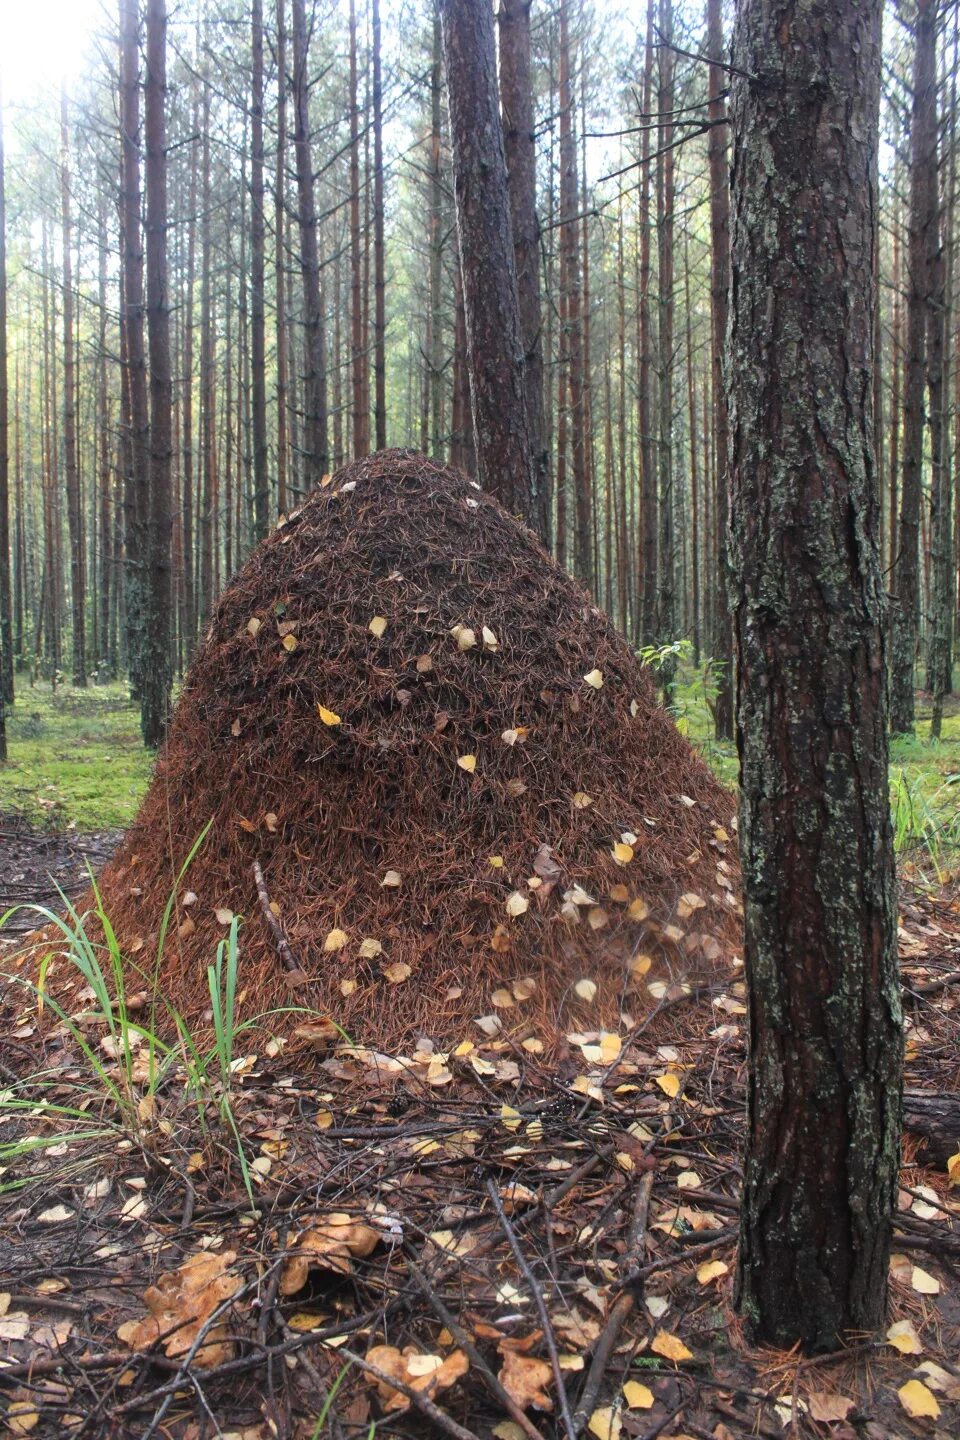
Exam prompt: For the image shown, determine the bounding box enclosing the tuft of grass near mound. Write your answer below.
[0,681,152,830]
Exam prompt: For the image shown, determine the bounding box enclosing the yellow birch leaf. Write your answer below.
[574,978,597,1002]
[886,1319,922,1355]
[323,928,348,953]
[651,1330,693,1363]
[947,1151,960,1187]
[696,1259,729,1285]
[505,891,529,918]
[911,1265,941,1295]
[457,753,477,773]
[587,1407,620,1440]
[281,633,298,651]
[383,962,411,984]
[898,1380,940,1420]
[573,791,594,808]
[368,616,388,638]
[612,842,635,865]
[583,669,604,690]
[317,703,341,726]
[622,1380,655,1410]
[655,1072,680,1098]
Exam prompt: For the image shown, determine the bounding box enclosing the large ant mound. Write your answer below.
[89,450,739,1048]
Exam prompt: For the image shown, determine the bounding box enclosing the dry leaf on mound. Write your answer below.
[364,1344,468,1411]
[279,1214,380,1294]
[116,1250,242,1368]
[498,1349,554,1411]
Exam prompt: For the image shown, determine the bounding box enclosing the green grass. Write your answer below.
[0,681,152,829]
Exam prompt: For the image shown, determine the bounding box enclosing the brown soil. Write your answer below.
[50,450,738,1047]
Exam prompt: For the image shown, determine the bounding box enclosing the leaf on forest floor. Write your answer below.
[898,1379,940,1419]
[117,1250,243,1368]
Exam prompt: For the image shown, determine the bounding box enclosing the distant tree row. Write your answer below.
[0,0,955,745]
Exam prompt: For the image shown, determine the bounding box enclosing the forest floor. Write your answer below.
[0,677,959,1439]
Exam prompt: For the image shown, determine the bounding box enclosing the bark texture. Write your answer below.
[499,0,549,543]
[142,0,173,748]
[729,0,902,1351]
[891,0,937,735]
[439,0,533,520]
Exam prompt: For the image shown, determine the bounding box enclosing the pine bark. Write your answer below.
[0,90,10,752]
[729,0,901,1351]
[251,0,270,537]
[349,0,368,458]
[372,0,386,450]
[119,0,148,698]
[499,0,549,543]
[439,0,533,519]
[891,0,938,735]
[141,0,173,748]
[291,0,329,483]
[60,94,86,689]
[638,0,657,643]
[655,0,676,655]
[707,0,733,737]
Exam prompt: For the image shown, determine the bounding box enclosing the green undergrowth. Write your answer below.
[0,681,152,829]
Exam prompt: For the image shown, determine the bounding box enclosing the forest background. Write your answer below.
[0,0,957,830]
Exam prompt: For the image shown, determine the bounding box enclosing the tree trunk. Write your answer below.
[291,0,329,483]
[372,0,386,451]
[120,0,148,699]
[730,0,901,1351]
[141,0,173,749]
[0,88,9,754]
[707,0,733,738]
[638,0,657,643]
[251,0,270,538]
[499,0,549,544]
[558,0,590,586]
[656,0,676,662]
[891,0,938,735]
[439,0,533,519]
[60,96,86,689]
[349,0,368,458]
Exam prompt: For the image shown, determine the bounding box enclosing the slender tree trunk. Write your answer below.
[656,0,676,663]
[558,0,590,586]
[892,0,938,735]
[439,0,533,517]
[251,0,270,537]
[889,183,901,583]
[60,95,86,688]
[427,9,445,461]
[730,0,900,1351]
[142,0,173,748]
[499,0,549,543]
[97,195,113,677]
[199,58,217,626]
[930,10,957,736]
[291,0,329,482]
[120,0,148,698]
[275,0,290,511]
[0,88,10,750]
[349,0,368,458]
[707,0,733,736]
[639,0,657,642]
[372,0,386,450]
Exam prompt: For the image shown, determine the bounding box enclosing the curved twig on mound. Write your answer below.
[77,450,740,1047]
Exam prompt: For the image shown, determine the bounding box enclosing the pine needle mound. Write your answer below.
[90,450,739,1047]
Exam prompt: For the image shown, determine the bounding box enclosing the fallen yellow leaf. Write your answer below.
[317,703,341,726]
[887,1318,922,1355]
[457,753,477,773]
[898,1379,940,1420]
[623,1379,655,1409]
[587,1407,620,1439]
[651,1329,693,1363]
[583,669,604,690]
[368,616,387,638]
[696,1259,729,1285]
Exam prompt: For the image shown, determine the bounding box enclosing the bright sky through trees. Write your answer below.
[0,0,103,105]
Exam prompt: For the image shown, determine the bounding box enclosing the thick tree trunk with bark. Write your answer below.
[439,0,533,520]
[141,0,173,748]
[891,0,938,735]
[729,0,901,1351]
[707,0,733,738]
[499,0,549,544]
